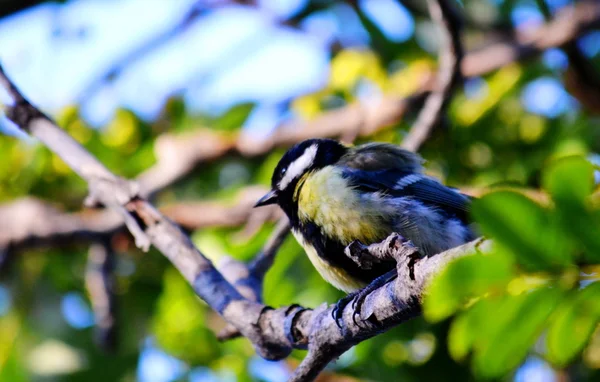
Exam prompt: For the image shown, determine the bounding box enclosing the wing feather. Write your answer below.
[341,167,472,223]
[339,143,424,172]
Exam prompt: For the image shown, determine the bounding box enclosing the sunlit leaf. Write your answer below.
[547,282,600,366]
[101,109,139,149]
[471,191,573,270]
[424,251,514,322]
[472,288,563,378]
[542,157,600,260]
[329,49,387,91]
[152,269,221,363]
[448,308,478,361]
[543,156,594,203]
[211,103,255,131]
[0,314,27,382]
[292,92,326,119]
[451,65,523,126]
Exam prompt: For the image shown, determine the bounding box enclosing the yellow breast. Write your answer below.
[292,230,366,293]
[292,167,391,292]
[296,166,388,245]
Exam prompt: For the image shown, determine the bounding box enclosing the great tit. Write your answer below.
[255,139,475,314]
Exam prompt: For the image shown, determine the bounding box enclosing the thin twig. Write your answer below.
[218,217,291,341]
[401,0,463,152]
[563,45,600,114]
[461,1,600,77]
[85,240,118,352]
[249,218,291,280]
[534,0,600,114]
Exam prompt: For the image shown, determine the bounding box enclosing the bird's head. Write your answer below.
[254,138,347,209]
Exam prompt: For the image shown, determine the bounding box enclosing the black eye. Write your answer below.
[280,167,287,176]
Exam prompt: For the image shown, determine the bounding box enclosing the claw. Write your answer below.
[332,270,399,329]
[332,294,356,329]
[352,270,400,328]
[350,288,371,328]
[332,288,376,329]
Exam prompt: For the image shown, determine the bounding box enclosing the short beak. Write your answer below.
[254,190,279,208]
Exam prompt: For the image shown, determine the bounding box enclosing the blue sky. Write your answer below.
[0,0,586,137]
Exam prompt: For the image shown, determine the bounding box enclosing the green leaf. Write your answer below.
[547,282,600,366]
[472,287,563,378]
[0,346,28,382]
[553,205,600,262]
[152,269,220,363]
[424,251,514,322]
[448,309,479,361]
[211,102,255,131]
[471,191,573,270]
[542,157,600,260]
[543,156,594,203]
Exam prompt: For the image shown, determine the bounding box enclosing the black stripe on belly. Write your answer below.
[297,220,396,284]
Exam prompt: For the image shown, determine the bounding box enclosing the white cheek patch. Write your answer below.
[278,144,318,190]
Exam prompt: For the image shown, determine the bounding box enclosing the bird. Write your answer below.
[254,138,476,325]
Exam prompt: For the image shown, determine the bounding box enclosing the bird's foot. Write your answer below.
[332,270,398,329]
[331,293,356,329]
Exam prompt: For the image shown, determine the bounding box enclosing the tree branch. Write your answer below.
[127,0,600,198]
[248,218,291,280]
[288,237,491,381]
[0,188,281,254]
[85,240,118,352]
[534,0,600,115]
[461,1,600,77]
[290,0,465,373]
[217,217,291,341]
[401,0,464,152]
[2,0,596,257]
[563,44,600,115]
[0,63,491,381]
[1,1,597,377]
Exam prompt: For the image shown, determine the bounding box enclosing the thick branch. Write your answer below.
[1,64,279,355]
[289,237,491,381]
[2,1,596,257]
[1,64,491,381]
[0,188,281,254]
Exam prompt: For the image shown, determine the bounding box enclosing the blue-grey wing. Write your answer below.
[339,143,424,172]
[340,167,472,224]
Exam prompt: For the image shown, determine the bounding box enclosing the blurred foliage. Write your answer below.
[424,157,600,378]
[0,0,599,381]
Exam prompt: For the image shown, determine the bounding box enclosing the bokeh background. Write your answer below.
[0,0,599,381]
